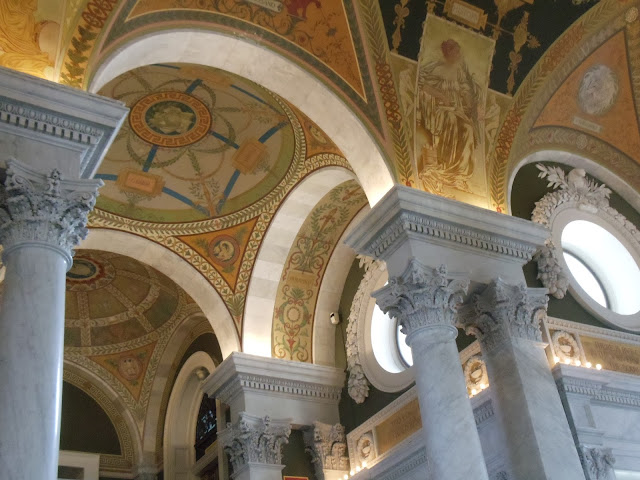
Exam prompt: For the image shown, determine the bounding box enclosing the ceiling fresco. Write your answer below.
[272,179,367,362]
[89,63,352,332]
[64,249,204,420]
[96,63,296,223]
[379,0,593,95]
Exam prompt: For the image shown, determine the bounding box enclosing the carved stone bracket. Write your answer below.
[581,446,616,480]
[303,421,350,479]
[345,255,385,404]
[219,413,291,473]
[0,159,102,265]
[532,164,640,299]
[374,259,469,342]
[459,279,548,353]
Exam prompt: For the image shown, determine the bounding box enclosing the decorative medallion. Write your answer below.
[208,235,240,267]
[129,91,212,148]
[577,65,619,116]
[551,330,582,362]
[463,355,489,393]
[117,355,143,382]
[356,432,375,464]
[66,255,116,291]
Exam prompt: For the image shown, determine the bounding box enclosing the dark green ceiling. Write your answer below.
[379,0,595,94]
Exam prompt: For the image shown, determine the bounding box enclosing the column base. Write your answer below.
[232,462,284,480]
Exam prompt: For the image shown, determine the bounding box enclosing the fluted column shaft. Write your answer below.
[460,279,585,480]
[375,259,489,480]
[0,160,101,480]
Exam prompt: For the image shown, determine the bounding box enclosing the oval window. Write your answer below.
[561,220,640,315]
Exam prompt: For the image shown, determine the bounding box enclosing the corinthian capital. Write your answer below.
[374,259,469,341]
[0,159,102,265]
[460,278,548,352]
[304,421,350,478]
[220,413,291,472]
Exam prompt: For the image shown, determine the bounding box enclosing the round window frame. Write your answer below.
[551,206,640,331]
[347,262,413,395]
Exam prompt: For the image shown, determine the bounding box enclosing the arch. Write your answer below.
[79,229,240,357]
[243,167,356,357]
[63,361,142,474]
[87,29,394,206]
[313,205,370,366]
[163,351,215,480]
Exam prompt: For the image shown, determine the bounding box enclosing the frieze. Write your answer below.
[364,212,539,262]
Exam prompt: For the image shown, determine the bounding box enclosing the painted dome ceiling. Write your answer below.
[65,249,198,349]
[94,63,343,224]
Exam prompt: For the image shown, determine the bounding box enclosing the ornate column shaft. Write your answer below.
[460,279,585,480]
[219,413,291,480]
[375,259,489,480]
[303,421,350,480]
[0,159,102,480]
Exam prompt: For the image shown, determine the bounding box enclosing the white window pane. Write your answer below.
[563,252,607,308]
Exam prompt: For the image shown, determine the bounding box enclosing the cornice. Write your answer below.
[203,352,345,405]
[0,66,127,178]
[555,366,640,407]
[345,186,548,263]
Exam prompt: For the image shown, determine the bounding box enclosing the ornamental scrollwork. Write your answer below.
[532,164,640,299]
[460,279,547,352]
[304,421,350,477]
[374,259,469,338]
[345,255,385,404]
[0,159,102,262]
[581,446,616,480]
[219,413,291,472]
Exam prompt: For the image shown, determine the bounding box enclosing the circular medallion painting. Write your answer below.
[95,64,296,223]
[129,91,212,148]
[577,64,619,116]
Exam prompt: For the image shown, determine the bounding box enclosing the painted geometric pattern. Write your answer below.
[64,250,204,422]
[272,180,367,362]
[89,64,353,333]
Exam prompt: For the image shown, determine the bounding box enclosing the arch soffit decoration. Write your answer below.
[88,29,395,207]
[78,229,240,357]
[63,361,142,474]
[163,351,215,480]
[313,205,371,366]
[142,313,212,463]
[243,167,357,357]
[492,0,637,211]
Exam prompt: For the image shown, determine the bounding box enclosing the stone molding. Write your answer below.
[532,164,640,299]
[345,186,548,264]
[0,66,127,178]
[374,447,427,480]
[345,255,385,403]
[0,159,102,265]
[581,446,616,480]
[303,421,350,478]
[374,258,469,342]
[219,413,291,472]
[555,371,640,408]
[460,279,548,353]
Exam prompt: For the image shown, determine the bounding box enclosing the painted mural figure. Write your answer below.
[0,0,57,79]
[416,39,482,194]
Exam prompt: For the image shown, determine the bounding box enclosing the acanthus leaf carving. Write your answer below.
[345,255,385,404]
[220,413,291,472]
[303,421,350,478]
[0,159,102,263]
[581,446,616,480]
[374,259,469,339]
[459,279,547,353]
[532,164,640,299]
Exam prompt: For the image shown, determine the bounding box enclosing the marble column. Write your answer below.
[303,421,350,480]
[220,413,291,480]
[0,160,102,480]
[375,259,489,480]
[460,279,585,480]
